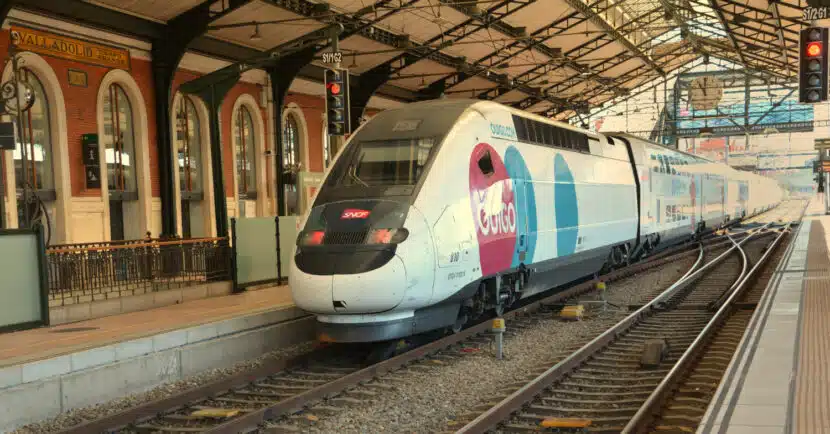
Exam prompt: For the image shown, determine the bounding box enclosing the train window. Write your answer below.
[478,150,495,176]
[513,115,529,141]
[527,120,539,143]
[333,137,437,187]
[542,124,553,146]
[650,154,656,160]
[572,131,590,153]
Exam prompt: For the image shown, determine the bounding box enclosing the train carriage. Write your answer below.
[290,99,782,344]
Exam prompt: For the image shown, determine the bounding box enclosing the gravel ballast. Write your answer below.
[11,340,317,434]
[271,258,698,434]
[13,248,699,434]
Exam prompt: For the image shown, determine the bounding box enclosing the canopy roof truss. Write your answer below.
[37,0,808,121]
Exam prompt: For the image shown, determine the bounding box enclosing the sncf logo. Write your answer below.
[340,209,370,219]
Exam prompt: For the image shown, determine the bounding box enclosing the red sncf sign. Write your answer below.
[340,209,370,219]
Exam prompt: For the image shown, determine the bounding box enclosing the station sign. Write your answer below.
[82,133,99,166]
[677,121,814,137]
[10,25,131,70]
[815,137,830,149]
[85,166,101,189]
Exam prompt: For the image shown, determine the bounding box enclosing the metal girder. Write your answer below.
[267,0,569,108]
[560,0,665,76]
[548,45,697,117]
[426,9,588,96]
[151,0,252,237]
[359,0,537,94]
[510,6,668,112]
[12,0,418,103]
[320,0,536,125]
[750,88,795,127]
[706,0,748,67]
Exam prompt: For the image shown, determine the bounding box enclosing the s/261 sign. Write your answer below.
[804,7,829,20]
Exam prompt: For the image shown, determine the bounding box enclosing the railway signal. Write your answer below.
[799,26,829,104]
[324,68,350,136]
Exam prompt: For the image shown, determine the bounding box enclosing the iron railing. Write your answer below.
[46,237,232,306]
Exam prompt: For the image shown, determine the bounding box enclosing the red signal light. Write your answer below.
[327,82,341,95]
[807,41,823,58]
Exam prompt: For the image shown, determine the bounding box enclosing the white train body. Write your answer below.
[290,99,782,343]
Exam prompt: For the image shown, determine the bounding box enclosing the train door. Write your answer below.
[514,178,529,262]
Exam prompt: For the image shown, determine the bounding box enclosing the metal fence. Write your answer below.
[46,237,232,306]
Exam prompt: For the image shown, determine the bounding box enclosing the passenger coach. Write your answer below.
[290,99,783,344]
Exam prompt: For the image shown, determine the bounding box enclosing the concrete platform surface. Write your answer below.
[698,200,830,434]
[0,285,314,432]
[0,284,295,367]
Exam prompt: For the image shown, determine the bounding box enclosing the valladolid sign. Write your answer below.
[10,25,131,70]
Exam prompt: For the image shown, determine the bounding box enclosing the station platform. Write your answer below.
[0,285,312,432]
[698,199,830,434]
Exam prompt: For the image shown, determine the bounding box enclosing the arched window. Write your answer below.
[15,68,54,193]
[235,105,256,198]
[103,83,137,193]
[283,113,300,169]
[176,97,202,194]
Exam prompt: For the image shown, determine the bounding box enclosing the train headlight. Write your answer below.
[299,230,325,246]
[367,228,409,244]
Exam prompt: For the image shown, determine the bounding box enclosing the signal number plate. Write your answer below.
[804,7,829,20]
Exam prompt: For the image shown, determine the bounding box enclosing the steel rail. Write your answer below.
[198,243,706,434]
[55,234,714,434]
[622,223,791,433]
[195,239,742,434]
[453,224,773,434]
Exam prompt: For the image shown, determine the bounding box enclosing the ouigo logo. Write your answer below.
[468,143,517,276]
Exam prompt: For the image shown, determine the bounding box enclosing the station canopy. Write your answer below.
[84,0,805,121]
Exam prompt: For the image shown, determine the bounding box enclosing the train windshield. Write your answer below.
[332,137,437,187]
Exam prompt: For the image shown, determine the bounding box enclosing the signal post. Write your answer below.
[323,28,350,160]
[815,138,830,215]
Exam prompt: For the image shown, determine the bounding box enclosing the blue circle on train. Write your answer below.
[554,153,579,257]
[504,146,537,266]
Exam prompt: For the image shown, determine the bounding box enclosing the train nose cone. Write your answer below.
[331,254,407,313]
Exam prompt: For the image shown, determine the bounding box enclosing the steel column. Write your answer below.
[189,72,240,238]
[348,65,392,130]
[150,53,178,237]
[150,0,251,237]
[0,0,11,229]
[267,48,317,217]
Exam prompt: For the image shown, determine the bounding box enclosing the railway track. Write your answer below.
[452,205,804,434]
[52,204,802,434]
[53,232,738,434]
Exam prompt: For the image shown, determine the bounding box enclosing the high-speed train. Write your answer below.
[290,99,782,344]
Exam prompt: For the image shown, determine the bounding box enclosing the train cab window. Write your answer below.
[477,150,495,176]
[333,137,437,187]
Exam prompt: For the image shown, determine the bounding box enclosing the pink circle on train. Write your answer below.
[468,142,517,276]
